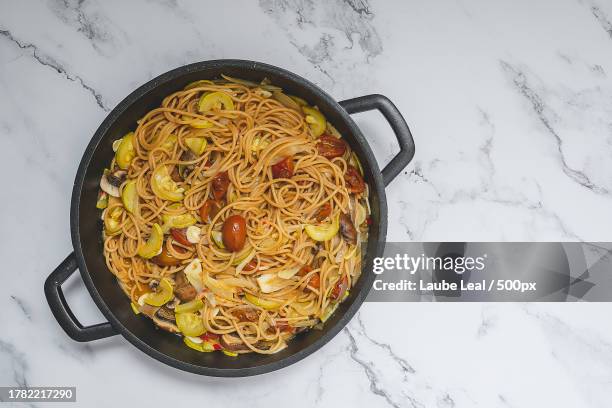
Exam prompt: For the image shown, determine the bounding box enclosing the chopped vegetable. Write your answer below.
[345,165,365,194]
[211,171,230,200]
[161,207,196,232]
[100,173,121,197]
[354,201,367,226]
[121,180,139,214]
[106,170,126,188]
[269,144,309,165]
[178,150,197,179]
[211,231,225,249]
[244,293,281,310]
[184,337,208,352]
[170,228,191,246]
[138,223,164,259]
[151,242,184,266]
[313,202,332,221]
[251,137,270,152]
[316,135,347,159]
[130,302,141,314]
[254,88,272,98]
[173,270,196,302]
[205,341,222,352]
[231,308,259,322]
[308,273,321,289]
[201,333,223,351]
[289,95,308,106]
[222,214,247,252]
[302,106,326,137]
[219,335,253,351]
[330,275,349,301]
[231,247,254,266]
[339,213,357,245]
[191,119,213,129]
[185,137,207,155]
[277,265,302,279]
[96,191,108,209]
[160,134,177,152]
[186,335,203,344]
[296,265,312,277]
[183,258,204,292]
[143,278,173,306]
[182,115,213,129]
[350,151,364,176]
[104,206,123,235]
[176,312,205,337]
[305,214,340,242]
[272,91,301,112]
[137,293,149,306]
[271,156,295,179]
[256,274,290,293]
[184,336,219,352]
[234,249,256,273]
[222,350,238,357]
[297,265,320,289]
[243,258,258,272]
[115,132,136,169]
[198,199,222,222]
[175,298,204,314]
[227,190,238,204]
[151,165,184,202]
[202,272,235,299]
[198,91,234,112]
[186,226,201,244]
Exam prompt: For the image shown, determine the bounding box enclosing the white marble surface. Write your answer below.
[2,0,612,407]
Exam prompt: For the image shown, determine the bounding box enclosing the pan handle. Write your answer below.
[44,253,117,342]
[339,94,415,186]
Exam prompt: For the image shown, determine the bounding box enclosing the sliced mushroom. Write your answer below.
[164,297,180,311]
[339,213,357,245]
[107,170,126,187]
[179,150,197,178]
[170,166,182,182]
[139,303,158,319]
[156,305,176,321]
[219,335,252,351]
[152,305,179,333]
[174,271,197,302]
[99,170,126,197]
[220,334,272,351]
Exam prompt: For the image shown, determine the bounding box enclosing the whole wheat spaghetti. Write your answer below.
[97,75,370,354]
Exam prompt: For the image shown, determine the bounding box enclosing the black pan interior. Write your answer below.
[73,60,387,375]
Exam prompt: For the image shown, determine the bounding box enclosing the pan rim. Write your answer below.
[70,59,387,377]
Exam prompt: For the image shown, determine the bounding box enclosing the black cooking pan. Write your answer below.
[44,60,415,376]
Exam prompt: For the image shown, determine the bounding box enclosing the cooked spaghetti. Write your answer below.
[96,75,370,355]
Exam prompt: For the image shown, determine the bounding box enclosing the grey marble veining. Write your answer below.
[1,0,612,407]
[259,0,382,88]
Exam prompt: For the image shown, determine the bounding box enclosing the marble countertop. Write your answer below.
[2,0,612,407]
